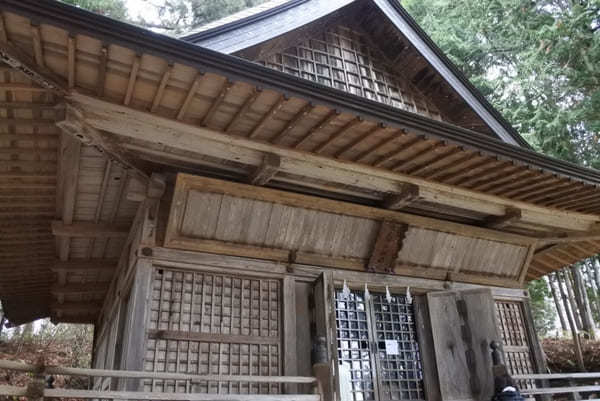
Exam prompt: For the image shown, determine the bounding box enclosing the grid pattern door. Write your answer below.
[372,293,424,401]
[495,300,537,390]
[335,289,424,401]
[335,290,377,401]
[145,267,281,395]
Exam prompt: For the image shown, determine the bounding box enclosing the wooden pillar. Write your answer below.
[122,258,153,390]
[283,275,297,394]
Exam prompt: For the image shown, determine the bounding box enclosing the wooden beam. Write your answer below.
[293,109,339,149]
[539,231,600,244]
[0,41,66,94]
[30,24,44,67]
[57,106,149,181]
[247,153,281,185]
[51,258,118,273]
[67,35,76,89]
[313,117,362,153]
[96,46,108,97]
[335,123,386,158]
[72,93,600,233]
[51,221,129,238]
[124,55,140,106]
[367,221,408,273]
[484,207,522,229]
[201,79,233,126]
[50,301,102,313]
[270,102,313,144]
[225,87,261,132]
[51,282,110,295]
[177,73,204,120]
[56,131,81,262]
[248,94,287,139]
[150,63,173,113]
[382,183,420,210]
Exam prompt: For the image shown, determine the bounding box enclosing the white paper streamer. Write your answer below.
[406,286,412,304]
[364,283,370,301]
[342,280,351,299]
[385,285,392,303]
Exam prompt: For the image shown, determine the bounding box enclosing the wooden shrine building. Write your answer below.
[1,0,600,400]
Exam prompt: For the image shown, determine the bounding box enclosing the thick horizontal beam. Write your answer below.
[51,282,109,295]
[50,301,102,313]
[71,94,599,233]
[51,258,118,272]
[51,221,129,238]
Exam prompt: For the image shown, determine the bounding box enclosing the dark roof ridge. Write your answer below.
[180,0,308,43]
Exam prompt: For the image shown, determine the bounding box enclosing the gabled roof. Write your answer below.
[3,0,600,324]
[182,0,530,148]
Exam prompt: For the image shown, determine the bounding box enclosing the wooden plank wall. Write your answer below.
[165,174,533,287]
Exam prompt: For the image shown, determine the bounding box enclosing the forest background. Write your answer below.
[1,0,600,371]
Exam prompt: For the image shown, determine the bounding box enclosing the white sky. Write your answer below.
[126,0,160,22]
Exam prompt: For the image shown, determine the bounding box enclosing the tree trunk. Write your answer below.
[549,274,569,333]
[594,259,600,290]
[0,313,4,340]
[571,266,596,339]
[564,268,583,330]
[557,270,586,371]
[582,264,600,322]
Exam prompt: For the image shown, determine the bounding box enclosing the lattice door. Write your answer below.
[335,289,424,401]
[145,268,281,394]
[495,300,537,390]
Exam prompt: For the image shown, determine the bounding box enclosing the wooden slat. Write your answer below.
[201,79,233,126]
[96,45,108,97]
[51,221,129,238]
[225,87,260,132]
[293,109,339,149]
[124,55,140,106]
[313,117,362,153]
[177,73,204,120]
[271,102,313,144]
[248,94,287,139]
[150,64,173,113]
[51,259,118,272]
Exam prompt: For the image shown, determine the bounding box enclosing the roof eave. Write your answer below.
[4,0,599,186]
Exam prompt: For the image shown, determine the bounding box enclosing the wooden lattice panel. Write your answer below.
[145,267,281,394]
[259,25,443,121]
[495,300,536,389]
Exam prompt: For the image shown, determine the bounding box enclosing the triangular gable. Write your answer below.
[184,0,529,147]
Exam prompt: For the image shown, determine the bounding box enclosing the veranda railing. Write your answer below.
[0,359,322,400]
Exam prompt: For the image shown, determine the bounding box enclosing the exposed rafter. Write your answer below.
[51,221,129,238]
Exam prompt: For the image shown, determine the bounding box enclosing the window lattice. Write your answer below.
[495,300,536,390]
[145,268,281,394]
[259,25,443,121]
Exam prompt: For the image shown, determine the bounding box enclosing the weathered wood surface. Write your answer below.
[427,289,500,401]
[164,174,531,284]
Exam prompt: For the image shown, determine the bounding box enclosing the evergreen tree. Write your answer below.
[403,0,600,167]
[528,278,557,336]
[135,0,270,34]
[59,0,128,20]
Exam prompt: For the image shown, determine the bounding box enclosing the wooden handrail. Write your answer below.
[0,385,321,400]
[513,372,600,380]
[0,359,317,383]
